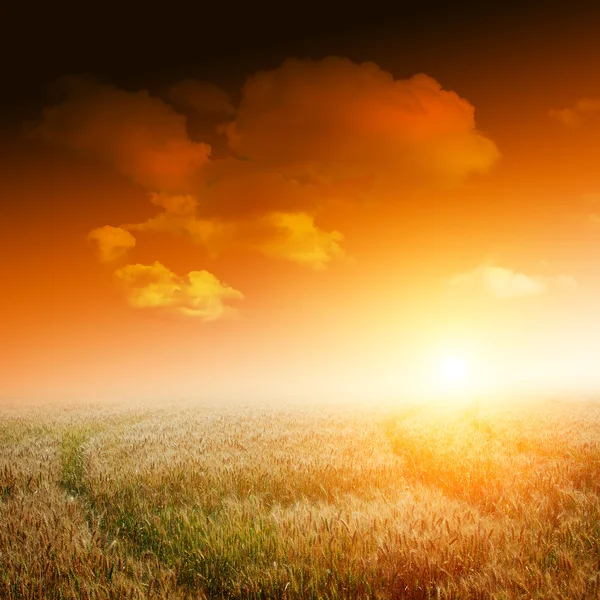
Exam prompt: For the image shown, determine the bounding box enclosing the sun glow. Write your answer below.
[440,355,469,384]
[424,345,485,401]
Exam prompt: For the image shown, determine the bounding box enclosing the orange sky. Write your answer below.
[2,5,600,403]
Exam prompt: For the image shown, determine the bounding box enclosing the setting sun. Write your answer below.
[421,343,481,399]
[440,354,469,385]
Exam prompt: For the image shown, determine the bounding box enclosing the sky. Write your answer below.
[2,1,600,403]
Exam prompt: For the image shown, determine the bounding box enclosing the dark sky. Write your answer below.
[2,1,599,121]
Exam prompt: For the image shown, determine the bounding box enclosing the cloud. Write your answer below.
[125,195,237,258]
[113,261,243,320]
[225,57,499,197]
[193,161,326,218]
[29,75,210,192]
[126,193,235,255]
[126,195,344,269]
[88,226,136,262]
[166,79,234,115]
[549,97,600,127]
[447,265,578,299]
[240,212,345,270]
[33,60,501,317]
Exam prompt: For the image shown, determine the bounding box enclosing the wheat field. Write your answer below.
[1,396,600,599]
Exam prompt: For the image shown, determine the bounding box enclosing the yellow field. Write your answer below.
[1,397,600,599]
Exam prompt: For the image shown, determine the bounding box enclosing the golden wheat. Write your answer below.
[1,397,599,598]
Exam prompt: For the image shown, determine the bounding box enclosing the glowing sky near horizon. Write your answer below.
[2,6,600,403]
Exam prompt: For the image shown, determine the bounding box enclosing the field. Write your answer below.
[2,396,600,599]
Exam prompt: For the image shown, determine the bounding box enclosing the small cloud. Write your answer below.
[244,212,346,270]
[447,265,578,299]
[549,97,600,127]
[480,266,546,298]
[88,226,136,262]
[113,261,243,320]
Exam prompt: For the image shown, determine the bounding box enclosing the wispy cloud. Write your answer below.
[549,97,600,127]
[447,265,578,299]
